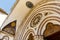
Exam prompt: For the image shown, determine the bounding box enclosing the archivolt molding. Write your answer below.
[15,0,60,40]
[22,29,35,40]
[38,16,60,35]
[15,29,35,40]
[35,1,60,35]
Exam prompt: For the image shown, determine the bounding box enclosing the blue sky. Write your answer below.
[0,0,16,14]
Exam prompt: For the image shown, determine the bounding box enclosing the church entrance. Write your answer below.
[28,34,34,40]
[44,31,60,40]
[43,22,60,40]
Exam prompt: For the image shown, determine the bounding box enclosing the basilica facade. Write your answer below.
[0,0,60,40]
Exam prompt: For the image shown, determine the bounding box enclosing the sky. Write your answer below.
[0,0,16,14]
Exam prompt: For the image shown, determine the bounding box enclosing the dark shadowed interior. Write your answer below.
[43,22,60,40]
[44,31,60,40]
[28,34,34,40]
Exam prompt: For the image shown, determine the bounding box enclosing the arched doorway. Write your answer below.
[28,34,34,40]
[43,22,60,40]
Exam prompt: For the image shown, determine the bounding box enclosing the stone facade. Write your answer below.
[1,0,60,40]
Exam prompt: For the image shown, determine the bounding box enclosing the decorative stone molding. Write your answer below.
[1,0,60,40]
